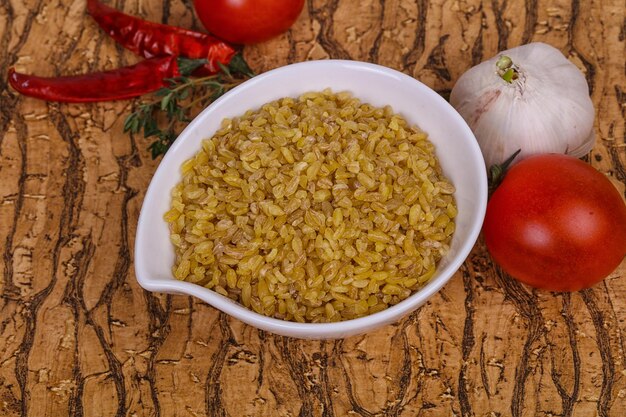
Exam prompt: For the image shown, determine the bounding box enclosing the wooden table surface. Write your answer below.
[1,1,625,416]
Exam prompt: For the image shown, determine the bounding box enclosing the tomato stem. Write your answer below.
[489,149,521,193]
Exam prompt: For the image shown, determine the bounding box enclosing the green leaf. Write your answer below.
[143,118,160,138]
[217,61,231,77]
[177,58,209,76]
[176,108,188,121]
[178,87,191,101]
[165,99,179,120]
[161,94,173,111]
[149,141,166,159]
[123,113,138,133]
[227,53,255,77]
[154,87,172,97]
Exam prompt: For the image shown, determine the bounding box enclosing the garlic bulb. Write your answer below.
[450,42,595,169]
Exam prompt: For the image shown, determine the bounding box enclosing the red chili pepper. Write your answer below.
[8,56,181,103]
[86,0,236,74]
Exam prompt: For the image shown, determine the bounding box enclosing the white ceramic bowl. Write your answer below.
[135,60,487,339]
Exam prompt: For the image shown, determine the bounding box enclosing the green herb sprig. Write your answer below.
[124,54,254,159]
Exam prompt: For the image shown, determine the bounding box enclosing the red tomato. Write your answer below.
[193,0,305,44]
[483,154,626,291]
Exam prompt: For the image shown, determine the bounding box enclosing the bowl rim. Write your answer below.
[134,59,488,339]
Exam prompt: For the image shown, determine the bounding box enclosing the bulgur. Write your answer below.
[165,90,457,322]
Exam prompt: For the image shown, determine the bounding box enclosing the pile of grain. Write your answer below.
[165,90,456,322]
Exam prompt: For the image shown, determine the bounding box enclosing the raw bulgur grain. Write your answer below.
[165,89,456,323]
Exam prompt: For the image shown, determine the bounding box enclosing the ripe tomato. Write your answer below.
[483,154,626,291]
[193,0,305,44]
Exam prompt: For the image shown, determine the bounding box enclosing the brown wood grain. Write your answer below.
[1,0,625,416]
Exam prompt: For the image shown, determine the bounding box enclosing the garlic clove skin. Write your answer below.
[566,131,595,159]
[450,42,595,169]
